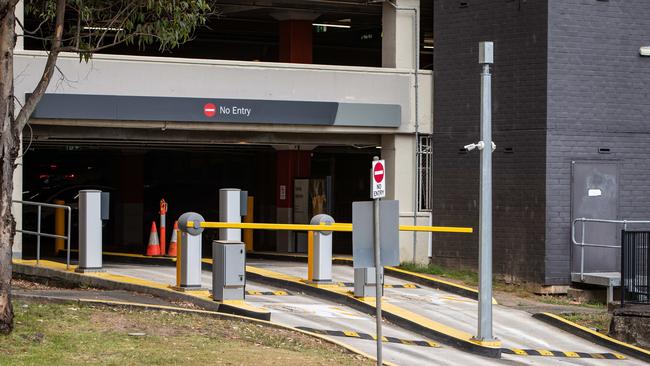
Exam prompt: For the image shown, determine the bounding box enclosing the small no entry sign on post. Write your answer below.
[371,159,386,199]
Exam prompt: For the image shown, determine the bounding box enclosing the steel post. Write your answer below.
[477,44,494,342]
[36,206,41,266]
[373,191,383,364]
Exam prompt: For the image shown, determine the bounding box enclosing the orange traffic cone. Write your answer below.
[167,221,178,257]
[146,221,161,256]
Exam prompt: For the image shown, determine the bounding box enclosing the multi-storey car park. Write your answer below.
[11,0,650,295]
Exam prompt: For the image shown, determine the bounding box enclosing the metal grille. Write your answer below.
[621,230,650,305]
[418,135,433,211]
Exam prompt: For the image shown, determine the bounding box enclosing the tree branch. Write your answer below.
[14,0,65,131]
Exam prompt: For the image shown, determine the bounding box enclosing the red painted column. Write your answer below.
[278,19,313,64]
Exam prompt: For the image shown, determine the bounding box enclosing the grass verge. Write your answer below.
[561,312,612,334]
[0,300,372,366]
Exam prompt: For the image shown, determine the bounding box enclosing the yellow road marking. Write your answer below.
[537,349,554,356]
[563,351,580,358]
[343,331,360,338]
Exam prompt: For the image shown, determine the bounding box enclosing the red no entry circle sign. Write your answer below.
[373,161,385,183]
[203,103,216,117]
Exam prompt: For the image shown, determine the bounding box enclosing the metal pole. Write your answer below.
[36,205,41,266]
[373,193,383,365]
[477,43,494,342]
[580,220,586,281]
[66,207,71,270]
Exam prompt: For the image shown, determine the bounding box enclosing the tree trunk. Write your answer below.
[0,5,17,335]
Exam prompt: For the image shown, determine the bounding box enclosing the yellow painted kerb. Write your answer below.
[540,312,650,356]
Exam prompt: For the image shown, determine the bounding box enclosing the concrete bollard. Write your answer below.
[76,190,103,273]
[354,267,384,298]
[177,212,205,290]
[308,214,335,283]
[212,240,246,301]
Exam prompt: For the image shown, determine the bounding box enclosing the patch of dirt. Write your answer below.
[11,278,68,291]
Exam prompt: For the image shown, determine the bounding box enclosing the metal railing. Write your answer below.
[572,218,650,281]
[13,200,72,269]
[621,231,650,306]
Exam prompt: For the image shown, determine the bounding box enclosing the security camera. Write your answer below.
[641,46,650,57]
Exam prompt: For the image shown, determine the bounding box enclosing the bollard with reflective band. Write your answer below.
[176,212,205,291]
[308,214,334,283]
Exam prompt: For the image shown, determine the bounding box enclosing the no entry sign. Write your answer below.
[371,159,386,199]
[203,103,217,117]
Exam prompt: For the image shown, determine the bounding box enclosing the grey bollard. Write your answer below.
[309,214,334,283]
[177,212,205,290]
[76,190,103,273]
[212,240,246,301]
[219,189,242,241]
[354,267,384,298]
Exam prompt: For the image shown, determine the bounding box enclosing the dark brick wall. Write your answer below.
[432,0,548,282]
[545,0,650,284]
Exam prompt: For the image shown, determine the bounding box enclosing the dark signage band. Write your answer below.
[31,94,401,128]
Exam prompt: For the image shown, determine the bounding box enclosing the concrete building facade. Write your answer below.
[11,0,434,264]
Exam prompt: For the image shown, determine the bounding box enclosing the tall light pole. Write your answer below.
[465,41,497,342]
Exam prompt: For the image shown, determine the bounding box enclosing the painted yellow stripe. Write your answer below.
[193,221,353,232]
[13,259,77,271]
[591,353,605,359]
[273,291,288,296]
[537,349,554,356]
[307,231,314,281]
[511,349,528,356]
[540,312,650,356]
[343,331,360,338]
[563,351,580,358]
[399,225,473,233]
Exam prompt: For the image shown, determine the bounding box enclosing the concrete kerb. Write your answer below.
[12,261,270,321]
[532,312,650,363]
[11,294,395,366]
[247,251,495,304]
[245,266,503,358]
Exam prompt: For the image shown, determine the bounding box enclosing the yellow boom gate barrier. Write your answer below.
[185,220,473,283]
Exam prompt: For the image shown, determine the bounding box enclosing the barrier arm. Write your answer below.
[185,221,473,234]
